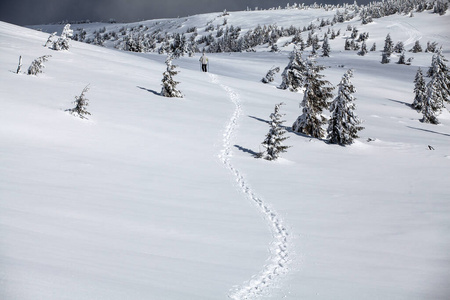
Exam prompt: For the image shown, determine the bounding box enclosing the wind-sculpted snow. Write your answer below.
[210,73,291,299]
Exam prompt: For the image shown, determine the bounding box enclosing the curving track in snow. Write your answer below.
[209,73,291,299]
[387,20,422,47]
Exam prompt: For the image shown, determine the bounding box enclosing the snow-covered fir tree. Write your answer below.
[27,55,51,75]
[262,66,280,83]
[370,42,376,52]
[394,41,405,53]
[311,35,320,55]
[171,33,189,58]
[397,52,406,64]
[409,40,422,53]
[66,85,91,119]
[412,68,426,111]
[381,52,390,64]
[419,48,450,124]
[383,33,394,56]
[322,34,331,57]
[421,78,442,124]
[433,0,449,15]
[161,54,183,98]
[259,102,290,161]
[292,58,334,138]
[327,69,363,145]
[358,41,368,56]
[426,48,450,103]
[279,46,307,92]
[53,24,73,51]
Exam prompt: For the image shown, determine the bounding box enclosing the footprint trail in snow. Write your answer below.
[209,73,291,299]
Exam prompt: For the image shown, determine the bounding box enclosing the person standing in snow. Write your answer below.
[199,53,208,72]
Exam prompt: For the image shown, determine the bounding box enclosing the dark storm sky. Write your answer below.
[0,0,356,26]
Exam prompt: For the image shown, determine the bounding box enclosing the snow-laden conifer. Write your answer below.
[262,66,280,83]
[161,54,183,98]
[279,47,307,92]
[311,35,320,55]
[292,58,334,138]
[412,68,426,111]
[322,34,331,57]
[259,102,290,160]
[421,78,442,124]
[394,41,405,53]
[409,40,422,53]
[27,55,51,75]
[383,33,394,56]
[66,85,91,119]
[327,70,363,145]
[381,52,390,64]
[397,52,407,64]
[53,24,73,51]
[426,48,450,103]
[358,41,368,56]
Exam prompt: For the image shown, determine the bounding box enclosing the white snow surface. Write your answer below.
[1,7,450,300]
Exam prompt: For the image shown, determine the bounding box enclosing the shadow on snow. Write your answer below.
[137,86,160,96]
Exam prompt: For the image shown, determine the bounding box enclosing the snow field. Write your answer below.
[1,7,450,300]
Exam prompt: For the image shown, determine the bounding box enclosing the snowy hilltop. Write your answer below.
[1,1,450,299]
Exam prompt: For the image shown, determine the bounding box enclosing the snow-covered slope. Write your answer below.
[1,6,450,300]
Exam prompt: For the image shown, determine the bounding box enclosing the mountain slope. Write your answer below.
[1,7,450,300]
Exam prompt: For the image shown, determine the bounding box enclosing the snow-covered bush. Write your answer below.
[27,55,51,75]
[44,32,57,47]
[262,66,280,83]
[161,54,183,98]
[259,102,290,160]
[425,41,439,53]
[327,70,363,145]
[53,24,73,51]
[66,85,91,119]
